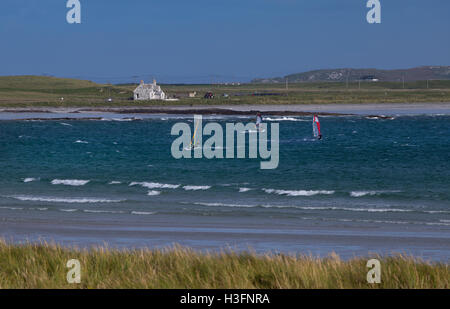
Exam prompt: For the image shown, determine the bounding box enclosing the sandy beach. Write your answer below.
[0,102,449,120]
[2,213,449,261]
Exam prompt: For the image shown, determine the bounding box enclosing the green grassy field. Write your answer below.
[0,241,447,289]
[1,76,450,108]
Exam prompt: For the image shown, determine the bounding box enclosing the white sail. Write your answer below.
[312,115,321,138]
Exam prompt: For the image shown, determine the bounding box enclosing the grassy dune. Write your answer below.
[0,241,447,289]
[1,76,450,108]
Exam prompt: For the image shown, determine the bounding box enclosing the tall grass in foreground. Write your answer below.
[0,241,447,289]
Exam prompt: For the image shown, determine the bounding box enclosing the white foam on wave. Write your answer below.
[426,210,450,214]
[84,210,124,214]
[105,117,142,122]
[0,206,24,210]
[23,178,38,183]
[265,117,307,122]
[193,202,416,213]
[350,190,401,197]
[131,211,156,215]
[60,122,73,126]
[183,185,211,191]
[263,189,335,196]
[74,140,89,144]
[108,181,122,185]
[147,190,161,196]
[130,182,180,189]
[239,188,252,193]
[425,222,450,226]
[265,205,414,213]
[51,179,90,186]
[60,209,77,212]
[194,202,256,208]
[9,195,124,204]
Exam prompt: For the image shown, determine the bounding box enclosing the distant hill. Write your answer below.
[0,75,100,90]
[252,66,450,83]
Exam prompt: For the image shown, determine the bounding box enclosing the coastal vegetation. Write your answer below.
[0,240,447,289]
[1,76,450,108]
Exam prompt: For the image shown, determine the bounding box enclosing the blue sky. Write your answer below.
[0,0,449,83]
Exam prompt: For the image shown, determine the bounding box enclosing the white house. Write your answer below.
[133,79,166,100]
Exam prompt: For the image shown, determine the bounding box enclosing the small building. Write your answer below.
[133,79,166,101]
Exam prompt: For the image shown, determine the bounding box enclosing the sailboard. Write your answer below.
[312,115,321,139]
[185,118,202,150]
[253,114,265,132]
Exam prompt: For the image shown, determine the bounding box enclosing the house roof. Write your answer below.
[134,81,164,93]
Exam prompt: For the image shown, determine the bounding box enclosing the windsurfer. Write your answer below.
[256,112,262,130]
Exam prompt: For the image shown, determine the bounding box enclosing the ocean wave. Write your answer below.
[8,195,124,203]
[183,185,211,191]
[108,181,122,185]
[194,202,256,208]
[60,122,73,126]
[74,140,89,144]
[60,209,77,212]
[426,210,450,214]
[131,211,156,215]
[425,222,450,226]
[84,210,124,214]
[337,218,410,225]
[192,202,420,213]
[103,117,142,122]
[262,205,414,213]
[263,189,335,196]
[239,188,252,193]
[348,219,450,226]
[51,179,90,186]
[130,182,180,189]
[265,117,307,122]
[23,178,39,183]
[350,190,401,197]
[147,190,161,196]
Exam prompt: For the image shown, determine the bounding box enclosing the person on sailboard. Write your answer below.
[256,112,262,130]
[313,115,322,140]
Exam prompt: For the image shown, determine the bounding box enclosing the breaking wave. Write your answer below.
[23,178,39,183]
[239,188,252,193]
[84,210,125,214]
[191,202,445,214]
[265,117,307,122]
[131,211,156,215]
[8,195,124,203]
[147,190,161,196]
[350,190,401,197]
[183,185,211,191]
[263,189,335,196]
[51,179,90,186]
[130,182,180,189]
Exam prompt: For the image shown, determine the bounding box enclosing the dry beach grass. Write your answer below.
[0,240,447,289]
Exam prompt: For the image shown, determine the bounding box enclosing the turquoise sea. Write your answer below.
[1,114,449,261]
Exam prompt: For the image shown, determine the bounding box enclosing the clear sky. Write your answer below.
[0,0,449,83]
